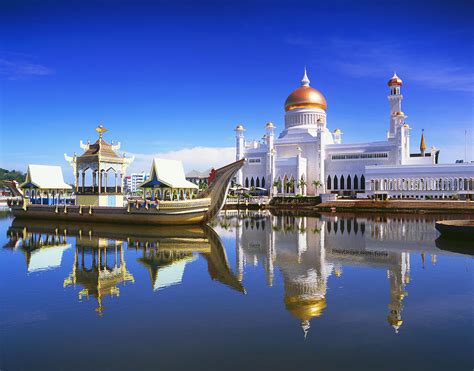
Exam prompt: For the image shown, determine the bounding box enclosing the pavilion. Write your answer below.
[20,164,72,205]
[140,158,198,201]
[65,125,134,207]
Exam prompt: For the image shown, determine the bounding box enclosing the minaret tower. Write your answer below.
[265,122,276,188]
[235,124,245,186]
[387,72,404,139]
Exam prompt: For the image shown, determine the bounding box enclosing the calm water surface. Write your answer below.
[0,211,472,370]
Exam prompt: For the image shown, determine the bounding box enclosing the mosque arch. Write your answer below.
[347,175,352,190]
[245,177,249,188]
[327,175,332,190]
[354,175,359,190]
[334,175,338,190]
[340,175,345,190]
[250,177,255,187]
[361,175,365,190]
[256,177,260,188]
[262,177,265,188]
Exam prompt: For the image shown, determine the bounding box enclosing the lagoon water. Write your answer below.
[0,211,472,370]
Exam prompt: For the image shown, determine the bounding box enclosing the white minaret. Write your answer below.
[388,72,404,139]
[235,124,245,185]
[265,122,275,190]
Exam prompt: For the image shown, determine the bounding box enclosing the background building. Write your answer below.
[235,70,474,199]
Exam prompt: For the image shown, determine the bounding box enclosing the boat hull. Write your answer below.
[10,204,208,225]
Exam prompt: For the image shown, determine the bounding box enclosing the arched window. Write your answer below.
[334,175,338,190]
[245,177,249,188]
[354,175,359,190]
[262,177,265,188]
[251,177,255,187]
[347,175,352,190]
[340,175,345,190]
[327,175,332,190]
[256,177,260,188]
[361,175,365,190]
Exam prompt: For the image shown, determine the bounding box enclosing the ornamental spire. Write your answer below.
[301,67,310,87]
[420,129,426,154]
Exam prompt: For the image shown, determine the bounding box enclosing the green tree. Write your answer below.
[312,180,322,195]
[272,179,282,195]
[298,178,307,195]
[0,168,26,188]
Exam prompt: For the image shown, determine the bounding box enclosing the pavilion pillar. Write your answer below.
[82,172,85,193]
[92,172,96,193]
[75,172,79,193]
[98,171,102,195]
[104,172,108,193]
[115,173,118,193]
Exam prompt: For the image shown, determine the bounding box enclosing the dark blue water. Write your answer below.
[0,211,472,370]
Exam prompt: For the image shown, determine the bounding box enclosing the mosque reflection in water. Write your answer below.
[218,211,453,337]
[4,212,462,334]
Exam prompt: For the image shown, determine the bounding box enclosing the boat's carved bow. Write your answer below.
[197,159,245,223]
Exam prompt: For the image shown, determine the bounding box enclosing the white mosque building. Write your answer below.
[235,69,474,199]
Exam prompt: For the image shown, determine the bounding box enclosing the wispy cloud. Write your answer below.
[0,58,54,80]
[127,146,235,173]
[285,36,474,93]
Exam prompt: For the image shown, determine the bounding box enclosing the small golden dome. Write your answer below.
[235,124,244,131]
[393,111,405,116]
[403,123,410,128]
[266,122,275,129]
[388,73,403,87]
[334,128,342,134]
[285,296,327,321]
[387,316,403,327]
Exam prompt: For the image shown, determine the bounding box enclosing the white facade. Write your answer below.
[126,172,150,193]
[235,70,473,199]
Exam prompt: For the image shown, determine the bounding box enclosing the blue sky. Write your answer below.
[1,0,473,178]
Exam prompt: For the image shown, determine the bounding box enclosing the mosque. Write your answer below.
[235,70,474,199]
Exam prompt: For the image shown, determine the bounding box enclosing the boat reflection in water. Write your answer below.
[216,211,470,336]
[5,219,244,315]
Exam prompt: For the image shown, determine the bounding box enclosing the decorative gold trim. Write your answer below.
[285,103,326,112]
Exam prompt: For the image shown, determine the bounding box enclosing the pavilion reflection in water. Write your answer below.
[5,227,71,272]
[5,220,244,315]
[63,236,135,315]
[223,212,447,336]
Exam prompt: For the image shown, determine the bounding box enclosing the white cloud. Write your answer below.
[127,146,236,173]
[0,58,54,80]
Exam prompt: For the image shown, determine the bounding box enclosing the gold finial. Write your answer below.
[96,125,107,139]
[420,129,426,154]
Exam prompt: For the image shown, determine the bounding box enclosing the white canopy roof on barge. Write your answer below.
[21,165,72,190]
[140,158,198,201]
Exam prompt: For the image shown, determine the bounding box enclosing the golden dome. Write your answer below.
[393,111,405,116]
[235,124,244,131]
[265,122,275,129]
[285,68,327,112]
[285,86,327,112]
[388,73,403,87]
[285,296,327,321]
[334,128,342,134]
[387,316,403,327]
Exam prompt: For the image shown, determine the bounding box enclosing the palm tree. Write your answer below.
[312,180,322,195]
[286,178,295,196]
[272,179,282,196]
[298,178,307,195]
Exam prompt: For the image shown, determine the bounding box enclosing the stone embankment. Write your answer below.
[315,200,474,213]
